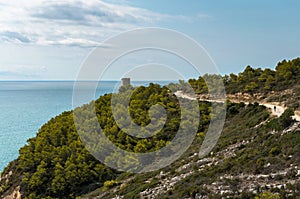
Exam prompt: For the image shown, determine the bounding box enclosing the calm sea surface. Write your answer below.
[0,81,172,172]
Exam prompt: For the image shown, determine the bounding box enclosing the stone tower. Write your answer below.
[121,78,131,86]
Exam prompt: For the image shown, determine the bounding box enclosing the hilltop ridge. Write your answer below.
[1,58,300,199]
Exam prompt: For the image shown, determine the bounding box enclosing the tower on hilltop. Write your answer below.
[121,78,131,86]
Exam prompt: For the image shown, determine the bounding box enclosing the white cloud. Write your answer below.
[0,0,183,47]
[0,31,31,43]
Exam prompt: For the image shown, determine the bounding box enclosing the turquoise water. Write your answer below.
[0,81,114,172]
[0,81,173,172]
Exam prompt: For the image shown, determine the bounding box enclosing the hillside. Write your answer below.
[1,58,300,199]
[184,58,300,111]
[82,103,300,199]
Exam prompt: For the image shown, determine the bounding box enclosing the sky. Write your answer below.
[0,0,300,80]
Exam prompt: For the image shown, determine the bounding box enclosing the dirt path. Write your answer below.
[261,103,285,117]
[174,91,299,121]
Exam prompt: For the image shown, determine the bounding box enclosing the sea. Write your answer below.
[0,81,173,172]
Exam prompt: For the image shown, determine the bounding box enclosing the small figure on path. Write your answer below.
[274,106,276,112]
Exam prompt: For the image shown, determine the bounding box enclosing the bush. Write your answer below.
[278,108,294,129]
[255,191,280,199]
[103,180,117,189]
[269,147,281,156]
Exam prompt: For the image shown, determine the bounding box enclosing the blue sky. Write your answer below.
[0,0,299,80]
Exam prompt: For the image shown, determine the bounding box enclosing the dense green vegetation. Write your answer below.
[224,58,300,93]
[15,111,117,198]
[0,83,213,198]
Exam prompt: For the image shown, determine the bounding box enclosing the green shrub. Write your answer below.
[103,180,117,189]
[255,191,280,199]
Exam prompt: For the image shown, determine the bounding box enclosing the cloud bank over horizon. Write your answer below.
[0,65,47,79]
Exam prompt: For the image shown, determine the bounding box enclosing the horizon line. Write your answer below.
[0,79,179,82]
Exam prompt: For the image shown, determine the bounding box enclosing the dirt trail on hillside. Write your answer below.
[174,91,300,121]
